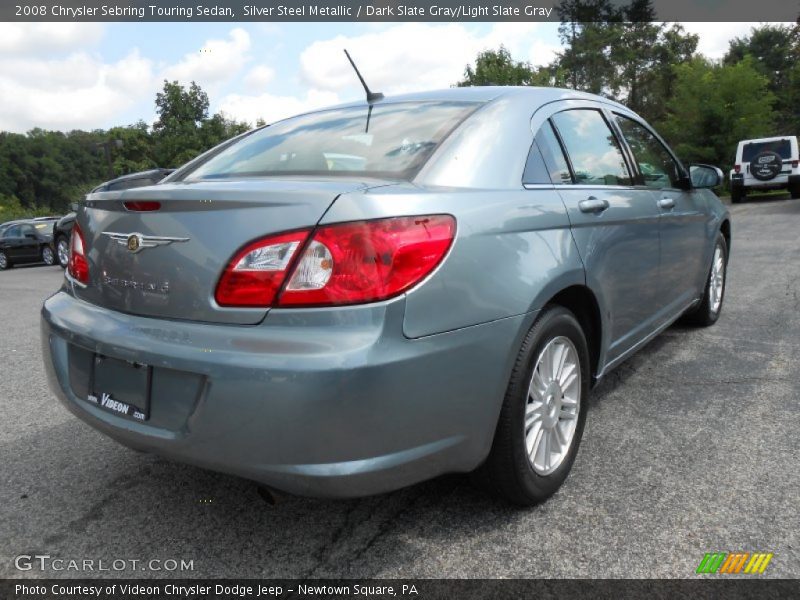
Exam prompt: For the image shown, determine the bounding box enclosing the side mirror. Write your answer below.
[690,164,723,189]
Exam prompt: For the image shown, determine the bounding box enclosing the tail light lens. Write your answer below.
[215,231,310,307]
[68,224,89,284]
[734,164,741,173]
[214,215,456,308]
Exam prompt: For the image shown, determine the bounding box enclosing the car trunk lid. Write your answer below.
[72,178,375,324]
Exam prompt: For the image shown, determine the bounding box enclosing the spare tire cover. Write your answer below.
[750,151,783,181]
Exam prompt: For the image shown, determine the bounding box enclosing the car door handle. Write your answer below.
[578,197,609,213]
[658,197,675,210]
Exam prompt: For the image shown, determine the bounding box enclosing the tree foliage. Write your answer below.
[0,80,252,218]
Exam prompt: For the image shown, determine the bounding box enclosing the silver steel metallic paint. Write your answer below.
[41,87,731,497]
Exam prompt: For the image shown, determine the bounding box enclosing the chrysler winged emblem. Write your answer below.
[102,231,189,254]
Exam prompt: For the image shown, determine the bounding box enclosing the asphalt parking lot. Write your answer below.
[1,196,798,579]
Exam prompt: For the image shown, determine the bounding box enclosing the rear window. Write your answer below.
[182,101,480,181]
[742,139,793,162]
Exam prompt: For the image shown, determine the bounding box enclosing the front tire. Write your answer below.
[684,233,728,327]
[41,245,55,266]
[0,250,10,270]
[55,236,70,268]
[478,306,590,505]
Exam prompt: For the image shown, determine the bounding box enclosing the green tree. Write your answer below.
[724,24,797,131]
[457,46,537,86]
[658,57,776,170]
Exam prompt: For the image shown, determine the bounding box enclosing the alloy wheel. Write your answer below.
[709,244,725,314]
[524,336,582,476]
[42,246,55,266]
[57,238,70,267]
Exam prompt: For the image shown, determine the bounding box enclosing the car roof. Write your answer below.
[739,136,798,145]
[286,86,630,118]
[0,219,39,230]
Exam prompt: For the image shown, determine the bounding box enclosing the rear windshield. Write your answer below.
[742,139,793,162]
[182,101,480,181]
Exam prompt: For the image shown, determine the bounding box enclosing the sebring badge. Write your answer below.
[103,231,189,254]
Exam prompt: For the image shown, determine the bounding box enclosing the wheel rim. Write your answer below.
[525,335,581,476]
[57,239,69,266]
[43,246,54,265]
[709,244,725,314]
[0,253,6,268]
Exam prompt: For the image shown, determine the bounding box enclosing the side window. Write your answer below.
[20,224,36,237]
[615,115,682,189]
[5,225,21,238]
[551,109,632,186]
[535,122,572,184]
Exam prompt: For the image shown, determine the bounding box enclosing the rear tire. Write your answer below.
[684,233,728,327]
[731,186,744,204]
[477,305,590,506]
[790,184,800,200]
[0,251,10,270]
[41,245,55,266]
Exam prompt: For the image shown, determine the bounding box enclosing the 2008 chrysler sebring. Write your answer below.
[41,87,730,505]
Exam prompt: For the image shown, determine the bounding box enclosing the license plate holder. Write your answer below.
[88,355,151,422]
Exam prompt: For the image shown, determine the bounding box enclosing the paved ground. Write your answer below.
[1,196,798,579]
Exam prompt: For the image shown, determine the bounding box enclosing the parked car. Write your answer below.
[729,136,800,203]
[41,87,730,505]
[53,168,175,268]
[0,219,56,269]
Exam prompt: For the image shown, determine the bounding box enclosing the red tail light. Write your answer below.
[215,230,310,307]
[215,215,456,308]
[734,164,741,173]
[124,201,161,212]
[68,224,89,284]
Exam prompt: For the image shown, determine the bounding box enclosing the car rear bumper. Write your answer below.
[41,290,529,497]
[736,173,798,189]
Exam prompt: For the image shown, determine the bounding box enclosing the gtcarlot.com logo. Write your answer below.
[14,554,194,572]
[696,552,774,575]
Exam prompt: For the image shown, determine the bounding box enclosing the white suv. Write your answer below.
[729,136,800,203]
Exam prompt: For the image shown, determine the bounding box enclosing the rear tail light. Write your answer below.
[215,231,310,307]
[792,160,798,169]
[215,215,456,308]
[68,224,89,284]
[734,164,741,173]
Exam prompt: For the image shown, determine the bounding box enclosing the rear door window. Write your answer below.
[551,109,633,186]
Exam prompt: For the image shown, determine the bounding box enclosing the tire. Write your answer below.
[0,250,9,270]
[731,186,744,204]
[41,245,55,266]
[750,151,782,181]
[477,305,590,505]
[55,236,70,268]
[790,184,800,200]
[684,232,728,327]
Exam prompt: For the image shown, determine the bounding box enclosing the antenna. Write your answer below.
[344,49,383,104]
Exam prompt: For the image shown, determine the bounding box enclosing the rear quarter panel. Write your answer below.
[324,185,584,338]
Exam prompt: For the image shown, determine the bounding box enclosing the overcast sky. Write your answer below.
[0,21,763,133]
